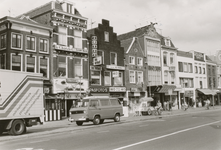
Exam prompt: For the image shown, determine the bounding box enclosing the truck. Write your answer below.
[0,69,44,135]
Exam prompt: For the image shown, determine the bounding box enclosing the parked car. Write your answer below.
[68,96,123,126]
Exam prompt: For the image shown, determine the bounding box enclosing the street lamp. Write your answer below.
[78,75,83,101]
[211,82,214,109]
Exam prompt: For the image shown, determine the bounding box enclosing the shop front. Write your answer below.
[196,88,219,107]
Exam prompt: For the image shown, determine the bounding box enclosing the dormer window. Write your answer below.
[67,3,73,14]
[165,38,171,47]
[61,0,75,14]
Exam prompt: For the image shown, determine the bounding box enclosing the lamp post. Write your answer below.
[78,75,83,101]
[211,82,214,109]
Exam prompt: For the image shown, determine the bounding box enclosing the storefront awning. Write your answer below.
[196,88,218,95]
[157,85,176,93]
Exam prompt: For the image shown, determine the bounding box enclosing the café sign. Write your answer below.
[109,87,126,92]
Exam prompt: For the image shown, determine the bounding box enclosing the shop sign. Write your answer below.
[54,44,88,53]
[134,92,140,96]
[130,88,139,92]
[89,87,108,92]
[65,93,77,99]
[109,87,126,92]
[44,87,50,94]
[194,51,204,61]
[106,65,125,70]
[112,71,119,77]
[93,56,102,65]
[91,36,97,58]
[90,66,102,71]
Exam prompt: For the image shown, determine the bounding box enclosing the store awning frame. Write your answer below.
[196,88,218,95]
[157,85,176,93]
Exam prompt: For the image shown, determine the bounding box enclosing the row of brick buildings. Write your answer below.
[0,0,220,121]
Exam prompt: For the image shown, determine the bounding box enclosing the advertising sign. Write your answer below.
[112,71,119,77]
[91,35,97,58]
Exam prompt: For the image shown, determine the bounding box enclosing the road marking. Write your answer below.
[29,139,50,144]
[139,124,149,127]
[113,120,221,150]
[97,130,110,133]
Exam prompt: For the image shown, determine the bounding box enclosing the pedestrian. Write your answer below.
[163,101,167,111]
[205,98,210,110]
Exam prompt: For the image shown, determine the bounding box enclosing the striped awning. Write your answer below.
[197,88,218,95]
[157,85,176,93]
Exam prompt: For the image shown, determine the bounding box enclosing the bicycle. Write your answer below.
[181,104,188,111]
[152,107,162,116]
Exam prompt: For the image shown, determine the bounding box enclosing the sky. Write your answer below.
[0,0,221,55]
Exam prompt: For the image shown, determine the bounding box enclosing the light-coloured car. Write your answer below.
[68,96,123,126]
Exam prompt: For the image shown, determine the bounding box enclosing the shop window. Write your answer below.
[91,70,101,85]
[26,36,36,51]
[11,54,22,71]
[113,72,123,86]
[12,33,22,49]
[110,52,117,65]
[40,38,48,53]
[40,57,48,78]
[26,56,36,72]
[104,71,111,86]
[74,58,82,77]
[0,34,6,49]
[129,70,135,83]
[58,56,67,77]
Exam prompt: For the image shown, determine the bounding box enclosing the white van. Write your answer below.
[68,96,123,126]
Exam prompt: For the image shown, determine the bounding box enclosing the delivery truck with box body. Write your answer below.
[0,69,44,135]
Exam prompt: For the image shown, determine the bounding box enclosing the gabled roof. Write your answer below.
[118,23,176,48]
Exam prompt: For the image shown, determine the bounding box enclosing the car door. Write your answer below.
[88,99,100,119]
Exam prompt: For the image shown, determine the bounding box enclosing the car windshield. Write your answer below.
[71,99,89,108]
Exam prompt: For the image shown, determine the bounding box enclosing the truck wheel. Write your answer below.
[9,120,26,135]
[114,114,120,122]
[93,116,100,125]
[100,119,104,124]
[76,121,83,126]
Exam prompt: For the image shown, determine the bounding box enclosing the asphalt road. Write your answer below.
[0,110,221,150]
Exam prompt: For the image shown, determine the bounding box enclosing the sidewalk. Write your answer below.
[39,105,221,129]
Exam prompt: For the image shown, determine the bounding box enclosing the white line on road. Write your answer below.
[139,124,149,127]
[29,139,50,144]
[97,130,110,133]
[113,120,221,150]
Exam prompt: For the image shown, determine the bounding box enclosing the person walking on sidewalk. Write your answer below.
[205,98,210,110]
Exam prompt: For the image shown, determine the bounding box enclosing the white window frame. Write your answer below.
[39,56,49,78]
[58,26,67,46]
[104,31,109,42]
[25,55,36,73]
[137,57,143,66]
[170,53,174,65]
[129,70,136,83]
[129,56,135,65]
[113,72,123,86]
[39,38,49,54]
[26,35,36,52]
[58,56,67,77]
[74,30,82,49]
[110,52,117,65]
[137,71,143,83]
[11,53,23,71]
[74,58,83,77]
[11,32,23,50]
[104,71,111,86]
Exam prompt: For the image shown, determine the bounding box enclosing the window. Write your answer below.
[58,26,67,45]
[199,67,202,74]
[165,38,171,47]
[74,30,82,49]
[164,71,168,84]
[104,31,109,42]
[170,53,174,65]
[58,56,66,77]
[183,63,188,72]
[40,57,48,78]
[91,71,101,85]
[163,52,167,66]
[113,72,123,86]
[74,58,82,77]
[11,54,21,71]
[12,33,22,48]
[67,3,73,13]
[90,100,99,107]
[129,70,135,83]
[0,54,6,69]
[110,99,121,105]
[203,68,205,74]
[188,63,193,73]
[195,66,198,73]
[110,52,117,65]
[178,62,183,72]
[97,50,104,64]
[129,56,135,65]
[26,56,35,72]
[40,39,48,53]
[137,57,143,66]
[0,34,6,49]
[137,71,143,83]
[100,99,110,106]
[104,71,111,86]
[170,72,175,84]
[26,36,35,50]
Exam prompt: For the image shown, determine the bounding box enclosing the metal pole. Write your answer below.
[212,82,214,109]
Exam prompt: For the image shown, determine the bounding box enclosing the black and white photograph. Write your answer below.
[0,0,221,150]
